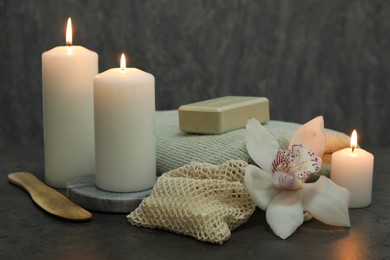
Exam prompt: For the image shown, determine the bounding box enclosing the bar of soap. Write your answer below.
[178,96,269,134]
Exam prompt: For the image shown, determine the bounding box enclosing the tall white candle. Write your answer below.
[42,18,98,188]
[331,130,374,208]
[94,54,156,192]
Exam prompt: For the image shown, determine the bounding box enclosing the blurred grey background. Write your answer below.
[1,0,389,149]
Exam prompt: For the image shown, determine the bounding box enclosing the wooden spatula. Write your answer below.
[8,172,92,221]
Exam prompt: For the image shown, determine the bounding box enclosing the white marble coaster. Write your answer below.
[66,175,152,213]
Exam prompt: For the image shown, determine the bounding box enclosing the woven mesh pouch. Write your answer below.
[127,160,256,244]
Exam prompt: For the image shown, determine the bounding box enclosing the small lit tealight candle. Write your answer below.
[331,130,374,208]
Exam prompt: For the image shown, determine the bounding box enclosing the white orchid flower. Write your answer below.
[244,116,351,239]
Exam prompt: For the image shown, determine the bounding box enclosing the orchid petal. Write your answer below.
[288,116,327,157]
[266,190,304,239]
[244,165,280,210]
[302,176,351,227]
[246,118,279,173]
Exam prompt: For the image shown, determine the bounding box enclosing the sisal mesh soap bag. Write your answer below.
[127,160,256,244]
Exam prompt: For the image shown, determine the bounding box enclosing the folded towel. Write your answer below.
[156,111,350,177]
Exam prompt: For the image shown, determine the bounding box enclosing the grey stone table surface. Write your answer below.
[1,146,389,260]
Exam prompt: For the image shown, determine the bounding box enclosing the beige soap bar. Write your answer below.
[178,96,269,134]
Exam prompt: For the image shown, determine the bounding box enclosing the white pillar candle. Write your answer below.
[94,54,156,192]
[331,130,374,208]
[42,18,98,188]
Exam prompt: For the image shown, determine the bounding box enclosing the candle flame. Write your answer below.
[66,17,72,46]
[350,129,357,152]
[120,53,126,70]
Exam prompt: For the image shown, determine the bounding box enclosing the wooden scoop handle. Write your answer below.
[8,172,92,221]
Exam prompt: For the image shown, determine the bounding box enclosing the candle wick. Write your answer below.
[352,147,355,153]
[67,43,71,47]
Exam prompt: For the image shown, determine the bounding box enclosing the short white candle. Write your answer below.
[331,130,374,208]
[94,54,156,192]
[42,18,98,188]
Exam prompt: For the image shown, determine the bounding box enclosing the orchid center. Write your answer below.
[270,145,322,190]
